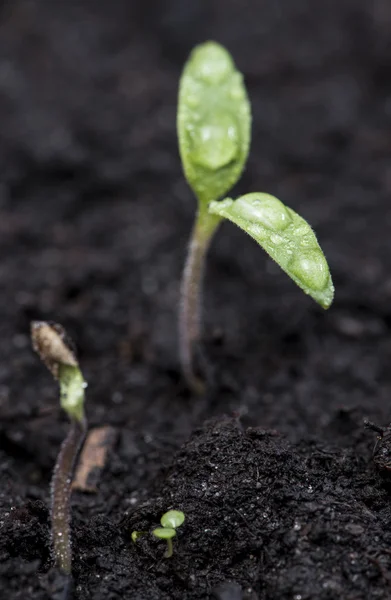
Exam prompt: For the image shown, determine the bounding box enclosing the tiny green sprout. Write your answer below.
[131,531,145,543]
[177,41,334,393]
[31,321,87,578]
[152,510,185,558]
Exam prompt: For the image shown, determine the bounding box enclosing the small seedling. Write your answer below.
[31,321,87,578]
[177,41,334,393]
[152,510,185,558]
[131,531,146,542]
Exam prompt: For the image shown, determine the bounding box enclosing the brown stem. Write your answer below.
[51,418,87,574]
[179,206,221,394]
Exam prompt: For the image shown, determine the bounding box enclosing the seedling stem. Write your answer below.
[179,205,221,394]
[165,537,174,559]
[51,417,86,574]
[31,321,87,576]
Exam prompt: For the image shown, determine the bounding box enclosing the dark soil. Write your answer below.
[2,0,391,598]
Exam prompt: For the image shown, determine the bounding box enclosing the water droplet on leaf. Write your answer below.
[248,223,266,239]
[289,250,329,291]
[190,114,239,170]
[191,42,234,84]
[231,193,292,231]
[270,233,283,245]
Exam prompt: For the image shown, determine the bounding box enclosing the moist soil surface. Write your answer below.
[2,1,391,598]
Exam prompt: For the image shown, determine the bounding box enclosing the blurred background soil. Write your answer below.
[2,0,391,598]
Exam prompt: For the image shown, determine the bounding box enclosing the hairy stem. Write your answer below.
[179,205,221,394]
[51,418,87,574]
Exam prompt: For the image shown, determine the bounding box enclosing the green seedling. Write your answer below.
[177,41,334,394]
[131,531,146,542]
[152,510,185,558]
[31,321,87,578]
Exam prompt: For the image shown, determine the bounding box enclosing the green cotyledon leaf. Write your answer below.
[209,193,334,308]
[177,41,251,205]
